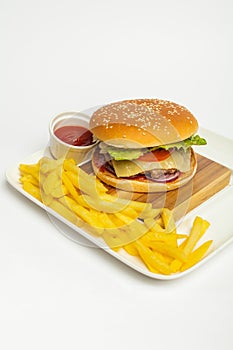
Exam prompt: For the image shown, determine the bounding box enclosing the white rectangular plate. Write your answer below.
[6,127,233,280]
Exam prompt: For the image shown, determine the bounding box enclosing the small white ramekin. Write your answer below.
[49,111,98,164]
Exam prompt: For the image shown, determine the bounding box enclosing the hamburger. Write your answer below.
[89,99,207,192]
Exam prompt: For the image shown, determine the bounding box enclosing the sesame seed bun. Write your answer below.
[89,99,198,148]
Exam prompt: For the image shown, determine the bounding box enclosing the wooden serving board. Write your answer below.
[82,154,232,221]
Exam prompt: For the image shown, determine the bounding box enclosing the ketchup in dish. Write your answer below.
[54,125,94,146]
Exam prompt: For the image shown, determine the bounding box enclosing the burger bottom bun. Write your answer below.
[92,148,197,193]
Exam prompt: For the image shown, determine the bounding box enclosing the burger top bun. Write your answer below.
[89,99,198,148]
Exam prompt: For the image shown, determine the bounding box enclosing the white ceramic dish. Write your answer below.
[5,119,233,279]
[49,111,99,164]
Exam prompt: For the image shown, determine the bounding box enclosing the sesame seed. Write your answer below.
[90,99,195,140]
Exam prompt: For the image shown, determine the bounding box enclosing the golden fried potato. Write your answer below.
[19,157,213,276]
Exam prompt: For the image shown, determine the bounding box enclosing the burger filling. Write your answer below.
[97,134,206,183]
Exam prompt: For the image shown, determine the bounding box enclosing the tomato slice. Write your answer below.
[137,148,171,162]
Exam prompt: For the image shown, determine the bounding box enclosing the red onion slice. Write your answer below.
[145,170,180,183]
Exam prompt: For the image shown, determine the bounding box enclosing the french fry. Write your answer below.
[108,213,125,227]
[48,198,78,225]
[101,192,154,215]
[139,207,161,219]
[66,170,102,198]
[79,194,129,213]
[20,174,39,187]
[81,222,103,237]
[170,240,187,272]
[144,218,167,233]
[154,250,174,265]
[19,163,40,181]
[119,206,139,220]
[113,213,150,238]
[64,196,92,223]
[64,196,103,235]
[64,166,153,217]
[97,212,115,228]
[124,248,159,274]
[114,212,134,225]
[51,184,69,198]
[161,208,176,233]
[63,160,106,196]
[171,217,211,273]
[104,227,146,248]
[144,218,181,247]
[142,262,160,274]
[39,157,65,174]
[140,229,185,245]
[180,240,213,272]
[19,157,213,276]
[123,242,139,256]
[170,259,182,273]
[98,212,137,245]
[181,216,210,255]
[42,171,62,195]
[80,192,156,221]
[22,181,41,201]
[147,242,187,263]
[103,229,131,249]
[62,172,80,202]
[134,241,172,275]
[41,192,54,206]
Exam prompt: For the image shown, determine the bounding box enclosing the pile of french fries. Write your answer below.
[19,157,213,275]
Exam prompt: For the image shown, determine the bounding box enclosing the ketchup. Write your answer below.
[54,125,93,146]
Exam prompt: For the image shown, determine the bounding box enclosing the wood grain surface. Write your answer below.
[82,154,232,221]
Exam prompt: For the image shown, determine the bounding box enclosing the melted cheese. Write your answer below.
[112,149,191,177]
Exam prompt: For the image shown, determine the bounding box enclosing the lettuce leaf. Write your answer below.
[106,147,145,160]
[104,134,207,161]
[156,135,207,152]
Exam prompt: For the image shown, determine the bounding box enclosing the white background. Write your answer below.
[1,1,233,349]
